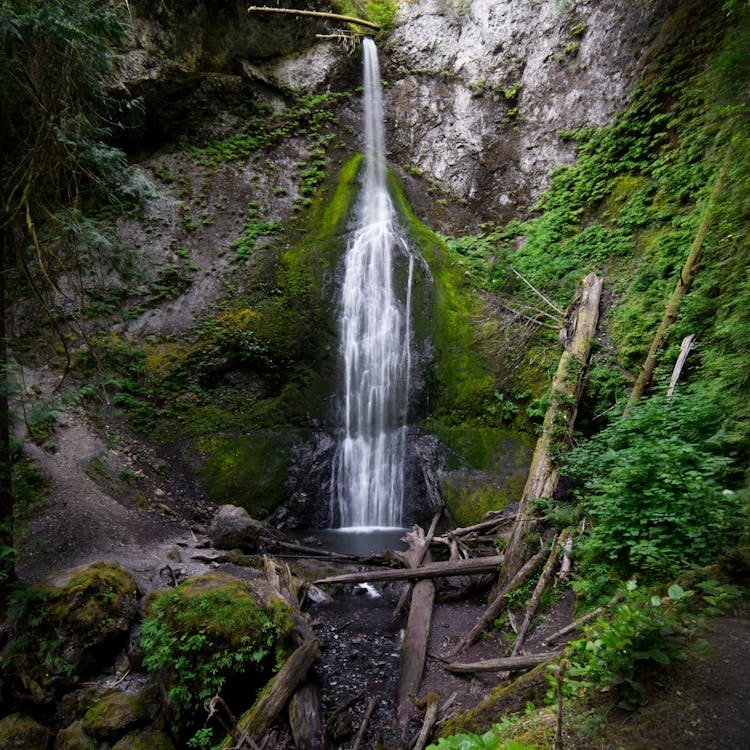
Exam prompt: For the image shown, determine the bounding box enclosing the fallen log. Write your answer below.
[289,679,325,750]
[222,638,319,747]
[397,575,435,732]
[445,651,563,673]
[510,530,569,657]
[394,512,442,618]
[314,554,505,586]
[542,589,625,646]
[446,511,515,539]
[412,691,440,750]
[501,272,602,586]
[247,5,380,31]
[448,546,547,656]
[627,147,730,410]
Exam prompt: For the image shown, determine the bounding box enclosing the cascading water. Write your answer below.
[330,38,414,529]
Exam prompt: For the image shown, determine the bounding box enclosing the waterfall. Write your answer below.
[330,38,413,529]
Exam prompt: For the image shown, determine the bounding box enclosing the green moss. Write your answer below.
[0,714,52,750]
[82,690,150,741]
[191,431,303,516]
[387,171,498,421]
[4,563,138,699]
[141,573,291,739]
[426,425,534,526]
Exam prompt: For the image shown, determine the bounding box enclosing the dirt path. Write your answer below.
[16,404,213,592]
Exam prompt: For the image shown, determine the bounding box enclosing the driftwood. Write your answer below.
[448,546,547,656]
[501,272,602,586]
[288,679,325,750]
[627,148,730,409]
[393,513,442,617]
[351,696,378,750]
[247,5,380,30]
[412,692,440,750]
[314,554,505,586]
[542,589,625,646]
[397,575,435,731]
[445,651,563,673]
[222,639,319,748]
[510,530,569,657]
[667,333,695,399]
[396,521,439,732]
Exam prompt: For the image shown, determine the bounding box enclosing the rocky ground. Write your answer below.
[8,381,750,750]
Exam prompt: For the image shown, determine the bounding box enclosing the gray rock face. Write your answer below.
[209,504,265,549]
[385,0,668,221]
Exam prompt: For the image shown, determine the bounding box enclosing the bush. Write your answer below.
[565,392,745,589]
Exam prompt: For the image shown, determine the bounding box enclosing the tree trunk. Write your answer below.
[445,652,562,673]
[666,333,695,399]
[247,6,380,30]
[314,554,505,586]
[289,679,325,750]
[501,273,602,586]
[627,152,729,410]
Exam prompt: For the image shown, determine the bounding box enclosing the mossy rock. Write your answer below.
[426,423,535,526]
[111,729,175,750]
[141,573,292,736]
[0,714,52,749]
[3,563,139,700]
[54,720,93,750]
[82,689,151,740]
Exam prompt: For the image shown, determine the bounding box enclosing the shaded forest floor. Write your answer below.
[11,387,750,749]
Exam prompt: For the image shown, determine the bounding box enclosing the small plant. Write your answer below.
[547,579,737,711]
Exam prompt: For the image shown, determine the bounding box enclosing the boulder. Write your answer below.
[54,721,92,750]
[112,730,175,750]
[208,504,265,550]
[2,563,139,702]
[82,689,150,741]
[0,714,51,749]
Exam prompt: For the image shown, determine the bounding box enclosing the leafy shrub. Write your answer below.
[550,578,744,711]
[426,729,536,750]
[565,392,744,588]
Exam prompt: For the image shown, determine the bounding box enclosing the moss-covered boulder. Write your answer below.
[2,563,139,702]
[82,689,151,741]
[0,713,51,749]
[54,720,92,750]
[112,729,175,750]
[141,572,292,743]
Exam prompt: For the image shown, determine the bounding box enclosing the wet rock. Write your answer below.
[208,504,265,550]
[0,713,52,749]
[54,720,92,750]
[82,689,151,741]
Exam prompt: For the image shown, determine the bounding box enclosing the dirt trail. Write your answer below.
[16,404,213,592]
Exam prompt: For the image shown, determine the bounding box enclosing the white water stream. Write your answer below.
[330,39,414,529]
